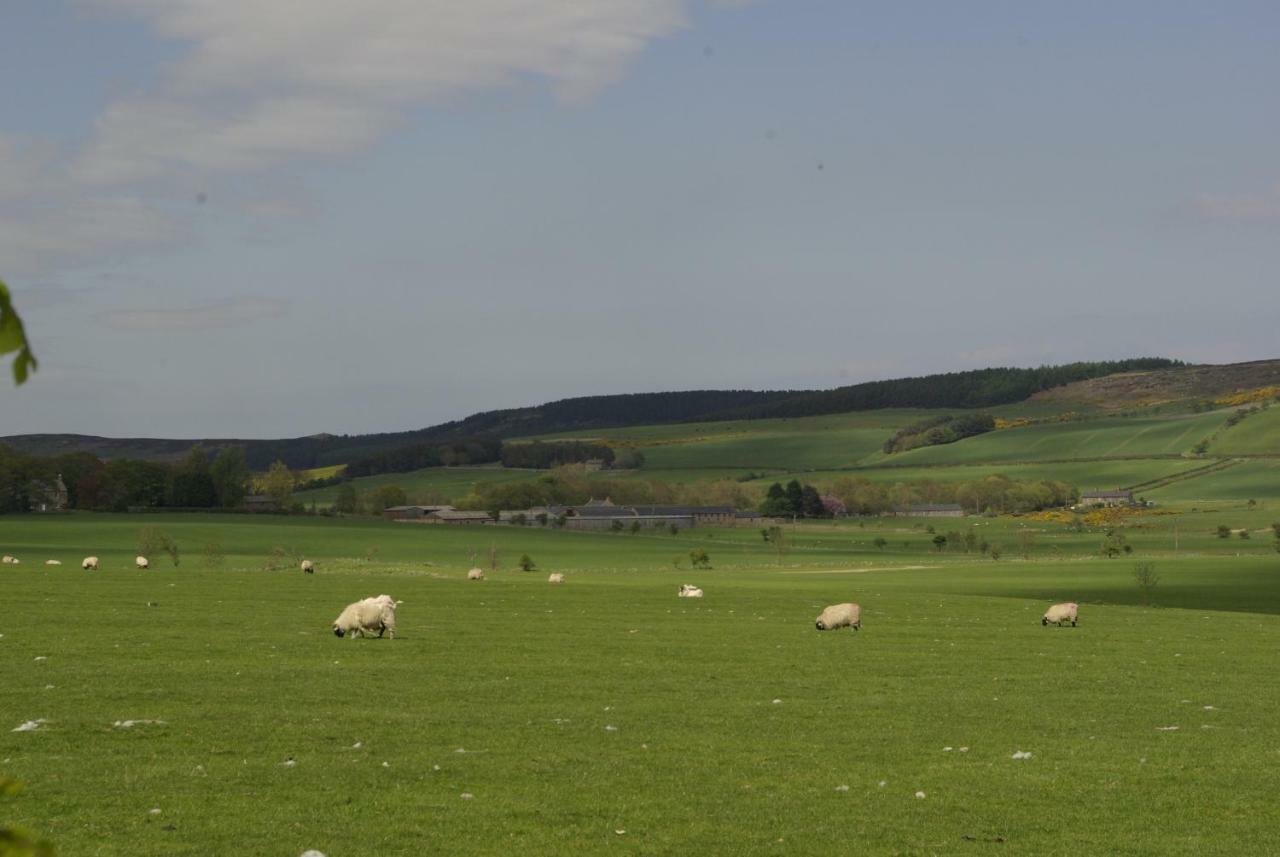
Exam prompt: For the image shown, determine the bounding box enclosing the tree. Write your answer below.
[1238,528,1251,539]
[518,554,536,572]
[137,526,179,567]
[1017,529,1036,559]
[689,548,711,569]
[209,447,250,508]
[262,460,295,508]
[610,519,624,533]
[366,484,407,514]
[630,520,642,534]
[932,534,947,552]
[1133,562,1159,606]
[1102,530,1127,558]
[0,279,37,385]
[1216,525,1231,539]
[169,445,216,508]
[872,536,887,550]
[784,480,804,514]
[334,483,358,514]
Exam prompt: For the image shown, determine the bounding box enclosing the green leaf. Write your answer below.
[0,278,38,385]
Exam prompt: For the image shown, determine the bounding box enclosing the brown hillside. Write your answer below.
[1030,359,1280,409]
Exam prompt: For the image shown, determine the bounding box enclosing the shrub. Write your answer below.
[518,554,536,572]
[201,541,225,568]
[689,548,711,569]
[1133,562,1159,605]
[1216,525,1231,539]
[1238,528,1250,539]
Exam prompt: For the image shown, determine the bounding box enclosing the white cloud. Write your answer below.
[99,297,290,330]
[2,0,706,276]
[1193,184,1280,222]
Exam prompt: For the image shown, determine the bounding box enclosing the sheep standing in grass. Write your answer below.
[678,584,704,598]
[136,556,149,569]
[815,602,861,631]
[1042,602,1079,627]
[548,573,564,584]
[468,567,485,581]
[82,556,99,570]
[1,555,13,564]
[333,595,401,639]
[45,560,61,566]
[301,560,314,574]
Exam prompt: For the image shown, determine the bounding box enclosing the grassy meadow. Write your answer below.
[4,510,1280,855]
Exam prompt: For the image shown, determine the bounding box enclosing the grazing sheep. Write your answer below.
[332,595,401,640]
[45,560,62,566]
[300,560,314,574]
[136,556,149,569]
[548,573,565,584]
[82,556,99,570]
[1042,602,1079,627]
[678,584,704,598]
[467,567,485,581]
[8,558,17,565]
[1,555,13,564]
[815,602,861,631]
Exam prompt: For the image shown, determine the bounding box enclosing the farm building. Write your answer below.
[898,503,965,518]
[1078,490,1134,508]
[426,509,495,525]
[384,504,455,521]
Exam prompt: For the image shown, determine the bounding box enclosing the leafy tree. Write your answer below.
[1216,525,1231,539]
[518,554,536,572]
[800,485,825,518]
[169,445,216,508]
[209,446,250,508]
[630,520,642,534]
[784,480,805,513]
[1102,530,1127,558]
[689,548,711,569]
[1133,562,1159,606]
[333,483,358,514]
[0,279,37,385]
[1238,528,1250,540]
[931,534,947,552]
[262,460,295,508]
[366,484,408,513]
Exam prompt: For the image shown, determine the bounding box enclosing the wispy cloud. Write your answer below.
[99,297,290,330]
[1193,184,1280,222]
[2,0,706,276]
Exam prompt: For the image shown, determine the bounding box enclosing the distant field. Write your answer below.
[1210,405,1280,455]
[872,411,1228,467]
[295,465,537,505]
[3,512,1280,855]
[776,459,1213,492]
[1144,459,1280,503]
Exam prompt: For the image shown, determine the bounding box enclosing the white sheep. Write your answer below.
[678,584,704,598]
[45,560,62,566]
[301,560,314,574]
[82,556,99,570]
[548,573,565,584]
[136,556,149,569]
[815,602,861,631]
[1,555,13,564]
[1042,602,1079,627]
[332,595,401,640]
[467,567,485,581]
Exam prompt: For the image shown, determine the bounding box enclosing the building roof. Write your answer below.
[385,504,454,512]
[429,510,493,520]
[1080,490,1133,498]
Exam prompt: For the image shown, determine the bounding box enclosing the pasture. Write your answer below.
[3,513,1280,855]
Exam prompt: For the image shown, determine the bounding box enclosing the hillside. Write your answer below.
[2,358,1177,467]
[1030,359,1280,409]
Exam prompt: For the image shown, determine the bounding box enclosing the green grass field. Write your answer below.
[4,512,1280,855]
[1210,405,1280,455]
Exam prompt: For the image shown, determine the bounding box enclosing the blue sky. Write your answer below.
[2,1,1277,437]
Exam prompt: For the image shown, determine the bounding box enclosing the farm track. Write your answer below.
[1125,458,1242,492]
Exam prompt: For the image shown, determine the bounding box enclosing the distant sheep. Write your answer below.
[136,556,149,569]
[1042,602,1079,627]
[678,584,704,598]
[82,556,99,570]
[301,560,314,574]
[1,555,13,564]
[815,602,861,631]
[467,567,485,581]
[332,595,402,640]
[45,560,62,566]
[548,573,564,584]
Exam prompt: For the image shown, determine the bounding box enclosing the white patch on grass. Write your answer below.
[300,851,328,857]
[915,791,926,799]
[351,741,363,749]
[614,829,626,835]
[149,808,161,815]
[605,725,618,732]
[33,656,47,661]
[1203,705,1217,710]
[281,758,297,767]
[114,719,167,728]
[460,793,474,800]
[834,784,849,792]
[959,747,969,753]
[12,719,49,732]
[1157,726,1179,731]
[1011,751,1032,760]
[772,699,782,705]
[942,747,953,752]
[44,685,54,690]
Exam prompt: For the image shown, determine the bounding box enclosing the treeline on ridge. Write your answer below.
[0,358,1181,468]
